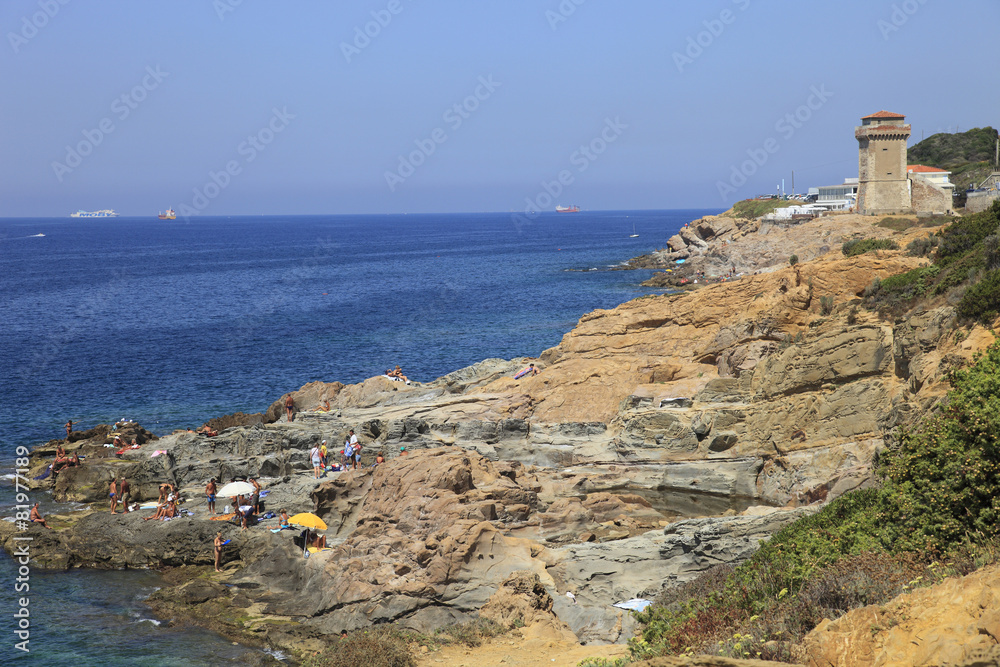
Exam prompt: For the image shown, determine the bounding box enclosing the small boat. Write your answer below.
[556,205,580,213]
[158,208,176,220]
[629,223,639,238]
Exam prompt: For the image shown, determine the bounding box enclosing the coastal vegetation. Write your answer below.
[841,237,899,256]
[907,126,999,192]
[301,618,514,667]
[729,198,796,220]
[629,337,1000,661]
[862,199,1000,317]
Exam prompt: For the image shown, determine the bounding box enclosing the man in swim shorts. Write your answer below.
[109,478,118,514]
[119,477,130,513]
[206,478,217,514]
[29,502,51,529]
[285,394,295,422]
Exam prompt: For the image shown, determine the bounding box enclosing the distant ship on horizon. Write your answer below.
[555,205,580,213]
[158,208,176,220]
[70,209,118,218]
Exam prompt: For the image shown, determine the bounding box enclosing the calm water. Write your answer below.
[0,209,714,664]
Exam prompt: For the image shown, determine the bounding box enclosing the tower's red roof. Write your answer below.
[862,110,906,119]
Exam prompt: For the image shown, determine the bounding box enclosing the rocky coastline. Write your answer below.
[6,206,997,664]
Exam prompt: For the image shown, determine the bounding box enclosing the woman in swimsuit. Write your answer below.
[214,532,224,572]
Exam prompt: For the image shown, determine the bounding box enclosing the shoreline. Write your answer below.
[6,206,987,663]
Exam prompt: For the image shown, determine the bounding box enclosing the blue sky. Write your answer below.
[1,0,997,217]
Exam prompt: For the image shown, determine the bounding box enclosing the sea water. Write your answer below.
[0,209,714,663]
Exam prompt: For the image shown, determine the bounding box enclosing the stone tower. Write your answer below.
[856,111,911,215]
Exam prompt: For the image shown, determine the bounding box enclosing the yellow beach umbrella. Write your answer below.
[289,512,327,530]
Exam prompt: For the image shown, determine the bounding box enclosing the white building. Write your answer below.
[815,178,858,210]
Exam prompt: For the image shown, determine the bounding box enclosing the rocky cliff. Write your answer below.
[10,208,998,663]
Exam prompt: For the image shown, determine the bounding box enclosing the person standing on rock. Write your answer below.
[348,429,360,470]
[206,478,217,514]
[214,532,224,572]
[109,478,118,514]
[285,394,295,422]
[320,440,328,469]
[65,420,75,438]
[119,477,130,513]
[310,443,323,479]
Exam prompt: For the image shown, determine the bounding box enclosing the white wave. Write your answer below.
[133,617,162,626]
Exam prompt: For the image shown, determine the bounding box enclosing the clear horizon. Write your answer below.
[2,0,997,218]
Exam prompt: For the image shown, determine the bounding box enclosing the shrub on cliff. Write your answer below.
[934,199,1000,266]
[842,238,899,257]
[956,268,1000,323]
[880,340,1000,551]
[632,340,1000,660]
[302,626,415,667]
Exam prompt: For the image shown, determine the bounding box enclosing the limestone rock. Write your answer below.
[798,563,1000,667]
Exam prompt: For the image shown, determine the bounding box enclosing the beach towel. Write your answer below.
[210,513,236,521]
[34,465,52,481]
[151,450,168,458]
[514,367,530,379]
[612,598,653,612]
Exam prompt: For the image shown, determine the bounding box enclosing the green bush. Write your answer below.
[842,238,899,257]
[863,266,940,312]
[935,200,1000,265]
[819,295,834,315]
[632,340,1000,660]
[906,235,940,257]
[957,268,1000,323]
[302,626,415,667]
[789,254,798,266]
[880,340,1000,551]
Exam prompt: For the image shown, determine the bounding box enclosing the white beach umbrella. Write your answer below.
[217,481,255,498]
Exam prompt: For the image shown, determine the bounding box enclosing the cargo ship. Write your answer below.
[70,209,118,218]
[555,205,580,213]
[158,208,176,220]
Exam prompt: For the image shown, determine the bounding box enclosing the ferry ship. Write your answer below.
[158,208,176,220]
[556,205,580,213]
[70,209,118,218]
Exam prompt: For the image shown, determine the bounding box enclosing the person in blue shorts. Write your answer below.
[206,478,217,515]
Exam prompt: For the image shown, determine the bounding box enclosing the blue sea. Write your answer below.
[0,209,713,664]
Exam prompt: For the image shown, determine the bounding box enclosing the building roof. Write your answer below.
[862,110,906,119]
[907,164,949,173]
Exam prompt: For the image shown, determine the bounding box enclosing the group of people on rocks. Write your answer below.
[108,476,133,514]
[52,445,81,475]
